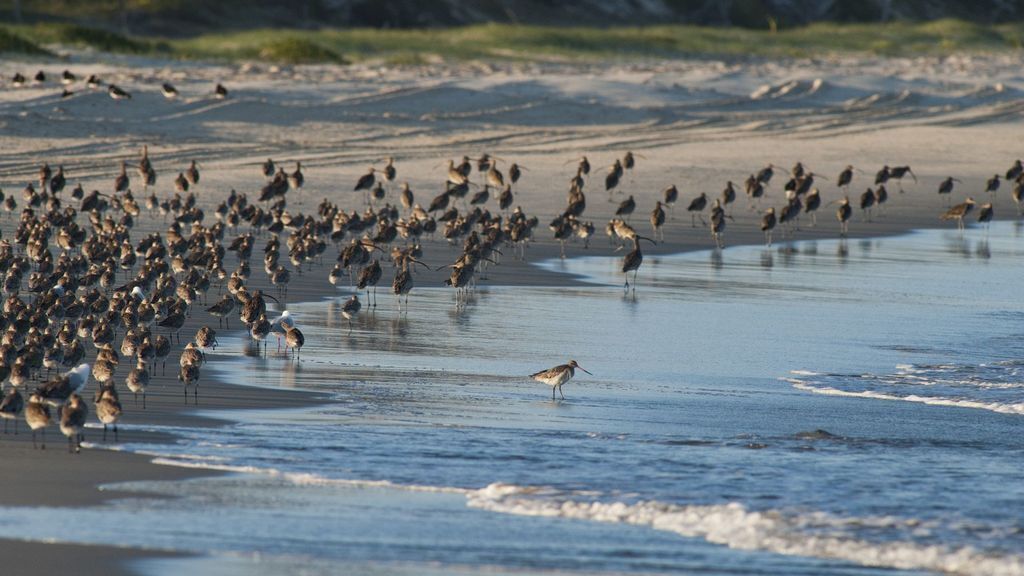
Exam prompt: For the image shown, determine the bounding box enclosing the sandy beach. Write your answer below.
[1,51,1023,574]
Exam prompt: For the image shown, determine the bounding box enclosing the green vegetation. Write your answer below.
[0,26,51,56]
[1,19,1023,63]
[27,23,153,53]
[255,38,348,64]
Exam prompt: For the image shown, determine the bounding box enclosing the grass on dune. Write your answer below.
[170,20,1024,62]
[0,26,52,56]
[1,19,1024,63]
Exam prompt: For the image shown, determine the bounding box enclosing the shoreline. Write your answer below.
[0,51,1021,574]
[0,216,1007,575]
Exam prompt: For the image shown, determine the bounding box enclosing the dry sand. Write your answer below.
[0,52,1022,574]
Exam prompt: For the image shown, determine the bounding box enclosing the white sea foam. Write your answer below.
[790,381,1024,415]
[135,455,1024,574]
[467,483,1024,576]
[148,457,469,494]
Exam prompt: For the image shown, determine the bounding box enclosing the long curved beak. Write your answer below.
[263,293,281,304]
[637,236,657,246]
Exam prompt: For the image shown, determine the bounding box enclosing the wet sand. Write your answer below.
[0,53,1022,573]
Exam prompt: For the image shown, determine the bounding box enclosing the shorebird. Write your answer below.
[186,160,200,186]
[663,184,678,213]
[615,195,636,221]
[214,83,228,99]
[836,196,852,237]
[162,83,179,99]
[605,159,622,192]
[60,393,87,453]
[285,325,305,359]
[938,177,959,206]
[710,202,727,249]
[154,335,171,375]
[94,384,122,442]
[357,259,382,307]
[250,313,272,356]
[650,201,666,240]
[837,165,855,190]
[25,392,51,450]
[530,360,592,400]
[721,181,736,207]
[486,163,505,190]
[196,325,218,351]
[756,163,774,185]
[340,294,361,329]
[398,182,415,210]
[941,198,976,231]
[174,172,190,193]
[985,174,1001,198]
[874,165,890,186]
[1012,180,1024,215]
[289,162,304,190]
[760,207,776,246]
[888,165,916,190]
[108,84,131,100]
[859,188,875,221]
[50,165,65,195]
[687,192,708,227]
[0,388,24,434]
[355,168,376,199]
[115,161,130,193]
[158,310,186,343]
[206,294,235,328]
[978,202,994,228]
[874,185,888,216]
[180,342,205,370]
[621,236,656,293]
[1006,159,1023,181]
[61,69,76,84]
[575,156,591,175]
[623,151,637,170]
[804,189,821,226]
[447,160,468,187]
[178,363,200,403]
[745,174,765,209]
[125,358,150,409]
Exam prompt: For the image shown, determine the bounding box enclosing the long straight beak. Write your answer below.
[577,366,592,375]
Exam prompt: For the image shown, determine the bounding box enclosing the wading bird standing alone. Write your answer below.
[531,360,592,400]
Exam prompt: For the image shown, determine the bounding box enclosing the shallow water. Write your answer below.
[3,223,1024,575]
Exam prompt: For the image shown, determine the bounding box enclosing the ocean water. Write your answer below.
[2,223,1024,575]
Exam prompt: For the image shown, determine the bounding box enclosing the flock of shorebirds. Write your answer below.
[0,71,1019,430]
[7,68,228,101]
